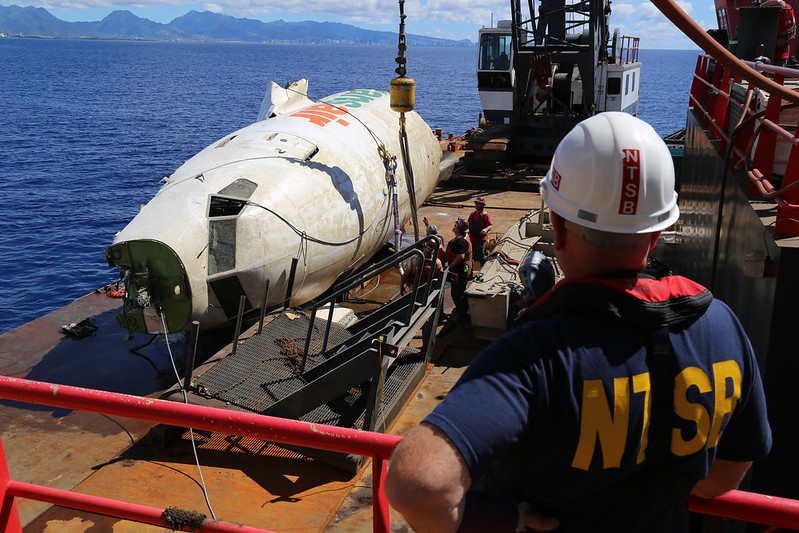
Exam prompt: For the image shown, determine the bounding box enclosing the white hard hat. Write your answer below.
[540,112,679,234]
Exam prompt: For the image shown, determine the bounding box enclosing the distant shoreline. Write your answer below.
[0,6,476,47]
[0,36,699,51]
[0,34,477,46]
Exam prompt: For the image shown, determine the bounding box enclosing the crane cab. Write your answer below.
[477,21,515,125]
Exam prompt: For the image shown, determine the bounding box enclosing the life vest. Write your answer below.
[515,273,713,503]
[518,273,711,328]
[778,3,797,54]
[762,0,797,58]
[445,236,472,271]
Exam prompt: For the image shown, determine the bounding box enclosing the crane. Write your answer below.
[476,0,641,163]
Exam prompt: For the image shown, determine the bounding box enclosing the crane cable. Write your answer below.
[391,0,420,242]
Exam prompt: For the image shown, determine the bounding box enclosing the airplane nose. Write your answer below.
[106,239,192,334]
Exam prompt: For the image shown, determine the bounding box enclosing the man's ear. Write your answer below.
[648,231,661,254]
[551,212,567,251]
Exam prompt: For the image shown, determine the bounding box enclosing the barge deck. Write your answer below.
[0,186,542,532]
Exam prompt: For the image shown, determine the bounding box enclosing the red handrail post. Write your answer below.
[717,66,736,154]
[0,440,22,533]
[708,60,727,141]
[775,116,799,236]
[373,456,390,532]
[689,55,707,113]
[750,73,784,198]
[710,63,729,141]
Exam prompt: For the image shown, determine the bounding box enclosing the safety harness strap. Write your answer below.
[645,325,697,497]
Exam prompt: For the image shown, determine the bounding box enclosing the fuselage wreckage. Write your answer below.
[106,80,442,334]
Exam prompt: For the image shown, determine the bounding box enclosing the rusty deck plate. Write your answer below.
[0,188,541,532]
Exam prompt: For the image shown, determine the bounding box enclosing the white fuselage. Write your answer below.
[110,87,441,333]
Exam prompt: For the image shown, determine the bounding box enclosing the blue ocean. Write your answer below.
[0,39,699,334]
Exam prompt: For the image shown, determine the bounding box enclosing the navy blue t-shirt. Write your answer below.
[425,297,771,532]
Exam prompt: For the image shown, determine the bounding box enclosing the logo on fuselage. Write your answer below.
[289,90,387,128]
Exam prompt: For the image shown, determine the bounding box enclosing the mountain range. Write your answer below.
[0,4,474,46]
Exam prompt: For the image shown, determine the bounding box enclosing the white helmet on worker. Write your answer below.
[540,112,679,235]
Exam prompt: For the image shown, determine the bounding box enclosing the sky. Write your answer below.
[17,0,710,49]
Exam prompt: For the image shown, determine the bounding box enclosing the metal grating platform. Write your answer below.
[300,346,425,430]
[194,312,352,412]
[282,345,426,472]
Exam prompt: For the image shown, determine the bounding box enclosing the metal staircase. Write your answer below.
[158,237,446,471]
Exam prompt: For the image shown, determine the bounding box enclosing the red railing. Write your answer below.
[0,376,796,532]
[0,376,400,533]
[689,54,799,236]
[619,35,640,64]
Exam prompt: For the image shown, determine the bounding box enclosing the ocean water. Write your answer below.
[0,40,698,334]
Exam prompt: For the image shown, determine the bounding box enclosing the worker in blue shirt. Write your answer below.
[385,113,772,532]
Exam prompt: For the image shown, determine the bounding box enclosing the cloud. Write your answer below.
[419,0,502,24]
[676,0,693,16]
[38,0,188,8]
[618,15,695,49]
[29,0,703,46]
[612,4,636,19]
[628,0,701,47]
[205,0,413,25]
[196,0,501,36]
[638,1,690,21]
[639,3,663,20]
[142,0,495,27]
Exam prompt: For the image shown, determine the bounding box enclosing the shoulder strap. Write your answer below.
[645,326,697,496]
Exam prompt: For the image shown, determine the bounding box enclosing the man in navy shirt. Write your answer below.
[385,113,771,532]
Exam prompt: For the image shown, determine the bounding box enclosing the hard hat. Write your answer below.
[474,196,486,205]
[426,224,439,236]
[455,218,469,232]
[540,112,679,234]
